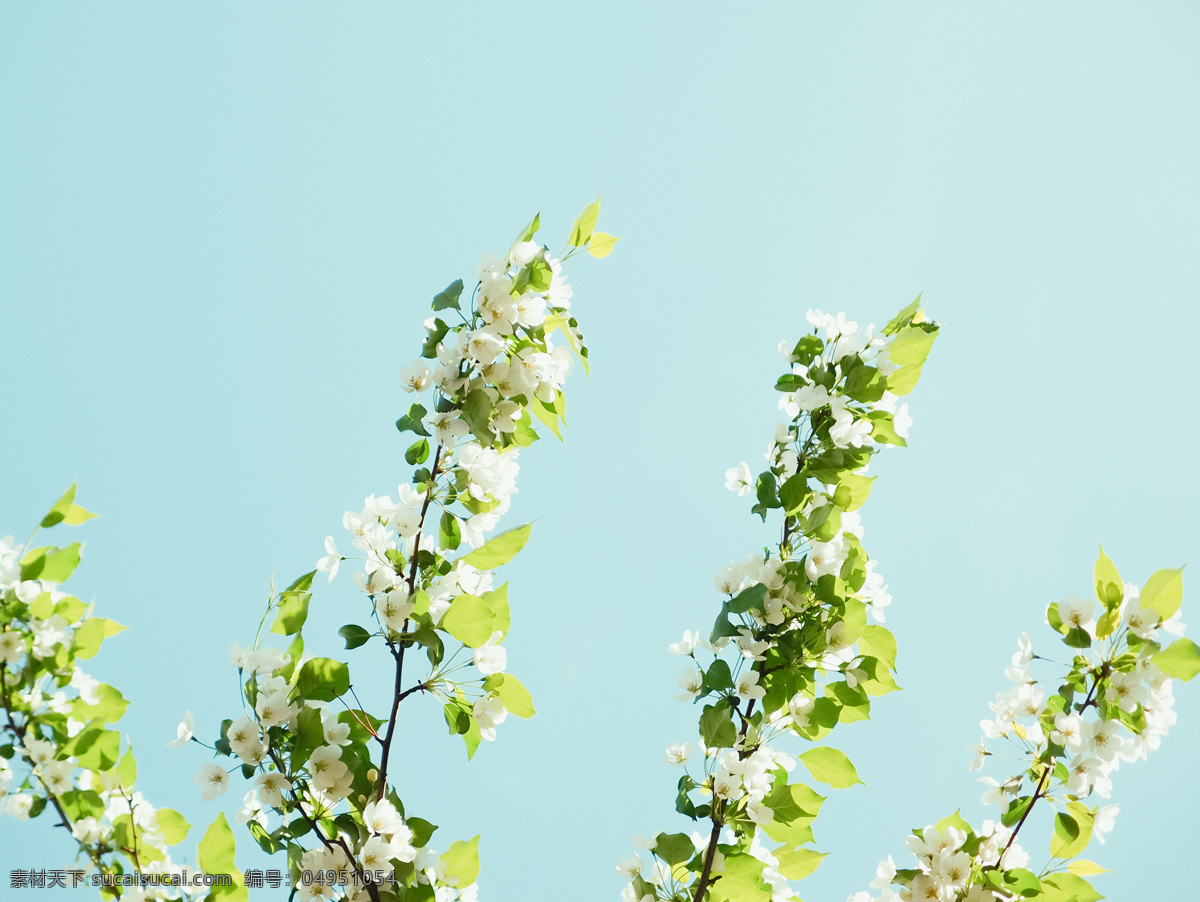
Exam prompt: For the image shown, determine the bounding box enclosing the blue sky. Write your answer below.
[2,3,1198,899]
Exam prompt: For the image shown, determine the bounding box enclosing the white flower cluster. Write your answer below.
[849,823,1023,902]
[775,309,913,450]
[978,592,1182,802]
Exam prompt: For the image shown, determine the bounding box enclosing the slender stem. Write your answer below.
[123,791,142,873]
[693,690,760,902]
[265,748,377,900]
[1078,663,1108,713]
[692,818,724,902]
[376,445,444,800]
[397,682,430,703]
[997,764,1051,869]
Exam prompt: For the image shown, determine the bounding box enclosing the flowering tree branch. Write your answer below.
[848,553,1197,902]
[1,486,241,899]
[617,300,940,902]
[177,203,617,901]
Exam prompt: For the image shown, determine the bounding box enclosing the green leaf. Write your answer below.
[270,588,311,636]
[703,659,734,693]
[761,780,825,845]
[421,317,450,359]
[756,471,780,509]
[1041,872,1104,902]
[527,395,561,440]
[285,570,316,593]
[569,197,601,247]
[1140,567,1184,621]
[1064,626,1092,649]
[248,821,282,855]
[58,789,103,821]
[798,746,863,789]
[1153,638,1200,681]
[23,543,82,583]
[587,231,619,258]
[62,504,97,525]
[338,624,372,650]
[843,365,887,403]
[653,832,695,866]
[294,658,350,702]
[61,722,119,770]
[699,703,736,749]
[406,438,431,466]
[459,523,532,570]
[42,484,96,527]
[460,388,495,441]
[779,475,811,515]
[157,808,191,846]
[886,325,937,395]
[85,684,128,723]
[882,296,922,336]
[441,836,480,888]
[491,673,535,718]
[514,212,540,244]
[1094,545,1124,609]
[868,410,908,447]
[291,706,326,767]
[934,810,973,836]
[439,512,462,552]
[773,846,826,880]
[1004,868,1042,897]
[115,747,137,789]
[196,812,236,873]
[441,595,496,648]
[1051,803,1092,859]
[432,279,464,311]
[482,583,510,638]
[836,474,876,512]
[1068,860,1112,877]
[444,699,472,736]
[1051,812,1080,854]
[396,403,431,437]
[708,853,771,902]
[72,617,127,660]
[858,625,897,670]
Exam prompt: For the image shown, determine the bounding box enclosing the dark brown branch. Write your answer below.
[376,445,443,800]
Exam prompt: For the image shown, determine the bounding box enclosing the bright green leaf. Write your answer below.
[459,524,532,570]
[569,197,601,247]
[1153,638,1200,681]
[774,846,826,881]
[799,746,863,789]
[294,658,350,702]
[157,808,191,846]
[441,595,496,648]
[1094,545,1124,609]
[441,836,480,888]
[587,231,619,258]
[196,812,236,874]
[1140,567,1184,621]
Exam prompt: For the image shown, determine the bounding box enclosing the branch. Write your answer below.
[376,445,443,799]
[691,817,724,902]
[995,763,1051,871]
[692,688,761,902]
[1,663,121,896]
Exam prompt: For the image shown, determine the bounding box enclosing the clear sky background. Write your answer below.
[2,3,1198,900]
